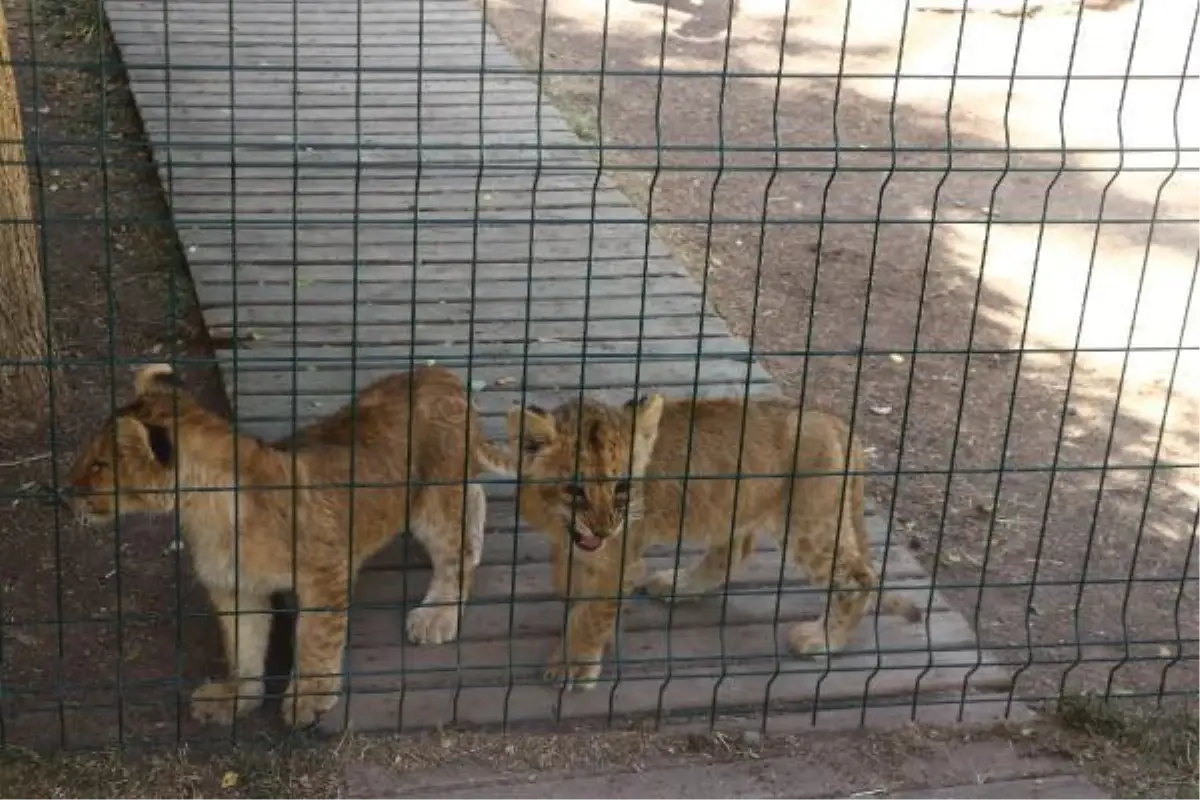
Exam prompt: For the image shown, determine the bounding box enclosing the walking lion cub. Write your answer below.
[64,364,512,727]
[507,393,922,689]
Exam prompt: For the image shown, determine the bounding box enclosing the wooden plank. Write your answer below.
[161,228,680,266]
[347,566,943,650]
[189,256,689,287]
[214,365,776,439]
[196,277,707,308]
[352,504,934,647]
[199,295,719,330]
[347,578,948,651]
[344,615,976,694]
[207,336,742,365]
[366,508,919,571]
[132,108,571,142]
[169,193,643,221]
[354,542,932,606]
[324,615,1011,732]
[215,350,767,394]
[158,171,628,195]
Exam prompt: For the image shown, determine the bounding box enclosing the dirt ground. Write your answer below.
[476,0,1199,710]
[0,700,1196,798]
[0,0,243,749]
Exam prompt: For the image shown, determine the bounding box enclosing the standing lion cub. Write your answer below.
[507,393,923,690]
[64,363,513,727]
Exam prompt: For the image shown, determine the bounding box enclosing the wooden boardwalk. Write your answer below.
[102,0,1010,732]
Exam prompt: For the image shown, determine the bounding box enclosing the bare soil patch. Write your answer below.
[0,0,242,749]
[0,704,1195,798]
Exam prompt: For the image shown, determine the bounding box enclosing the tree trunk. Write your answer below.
[0,6,50,414]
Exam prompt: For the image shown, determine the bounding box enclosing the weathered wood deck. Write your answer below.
[102,0,1009,731]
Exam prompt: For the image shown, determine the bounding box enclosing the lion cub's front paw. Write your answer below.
[406,603,460,645]
[544,644,604,691]
[190,680,263,726]
[641,568,703,603]
[281,679,339,729]
[788,620,849,658]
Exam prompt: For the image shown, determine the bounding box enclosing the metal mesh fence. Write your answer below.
[0,0,1196,749]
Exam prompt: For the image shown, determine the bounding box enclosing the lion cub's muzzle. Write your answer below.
[34,481,73,512]
[567,521,622,553]
[47,484,112,525]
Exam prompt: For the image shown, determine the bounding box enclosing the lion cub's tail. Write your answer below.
[839,412,924,625]
[134,363,185,395]
[876,588,924,623]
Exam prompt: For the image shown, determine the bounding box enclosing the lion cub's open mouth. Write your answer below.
[571,530,604,552]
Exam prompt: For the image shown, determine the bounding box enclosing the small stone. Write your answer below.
[889,353,905,364]
[869,404,892,416]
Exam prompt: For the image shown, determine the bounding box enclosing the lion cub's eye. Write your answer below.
[562,483,589,509]
[90,461,109,474]
[614,479,631,507]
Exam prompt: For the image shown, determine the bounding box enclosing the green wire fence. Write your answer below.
[0,0,1196,749]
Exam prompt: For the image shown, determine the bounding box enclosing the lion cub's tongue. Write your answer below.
[575,534,602,552]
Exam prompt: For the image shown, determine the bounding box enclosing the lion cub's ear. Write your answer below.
[507,403,556,456]
[115,415,174,467]
[134,363,184,396]
[627,394,664,466]
[627,393,665,432]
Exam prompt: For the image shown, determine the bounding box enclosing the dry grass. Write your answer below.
[1,0,230,749]
[1,703,1193,798]
[0,741,343,799]
[0,725,941,799]
[1047,695,1199,799]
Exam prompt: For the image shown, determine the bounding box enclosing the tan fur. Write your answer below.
[506,394,923,690]
[65,364,513,727]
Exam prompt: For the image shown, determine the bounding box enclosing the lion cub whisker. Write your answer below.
[64,363,515,728]
[505,392,923,690]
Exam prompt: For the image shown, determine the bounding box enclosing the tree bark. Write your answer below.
[0,6,50,414]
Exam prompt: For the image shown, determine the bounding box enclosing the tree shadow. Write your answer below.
[626,0,740,43]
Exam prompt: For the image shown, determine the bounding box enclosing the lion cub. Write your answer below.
[65,363,513,727]
[507,394,922,689]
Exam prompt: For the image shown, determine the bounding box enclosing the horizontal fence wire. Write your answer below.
[0,0,1196,750]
